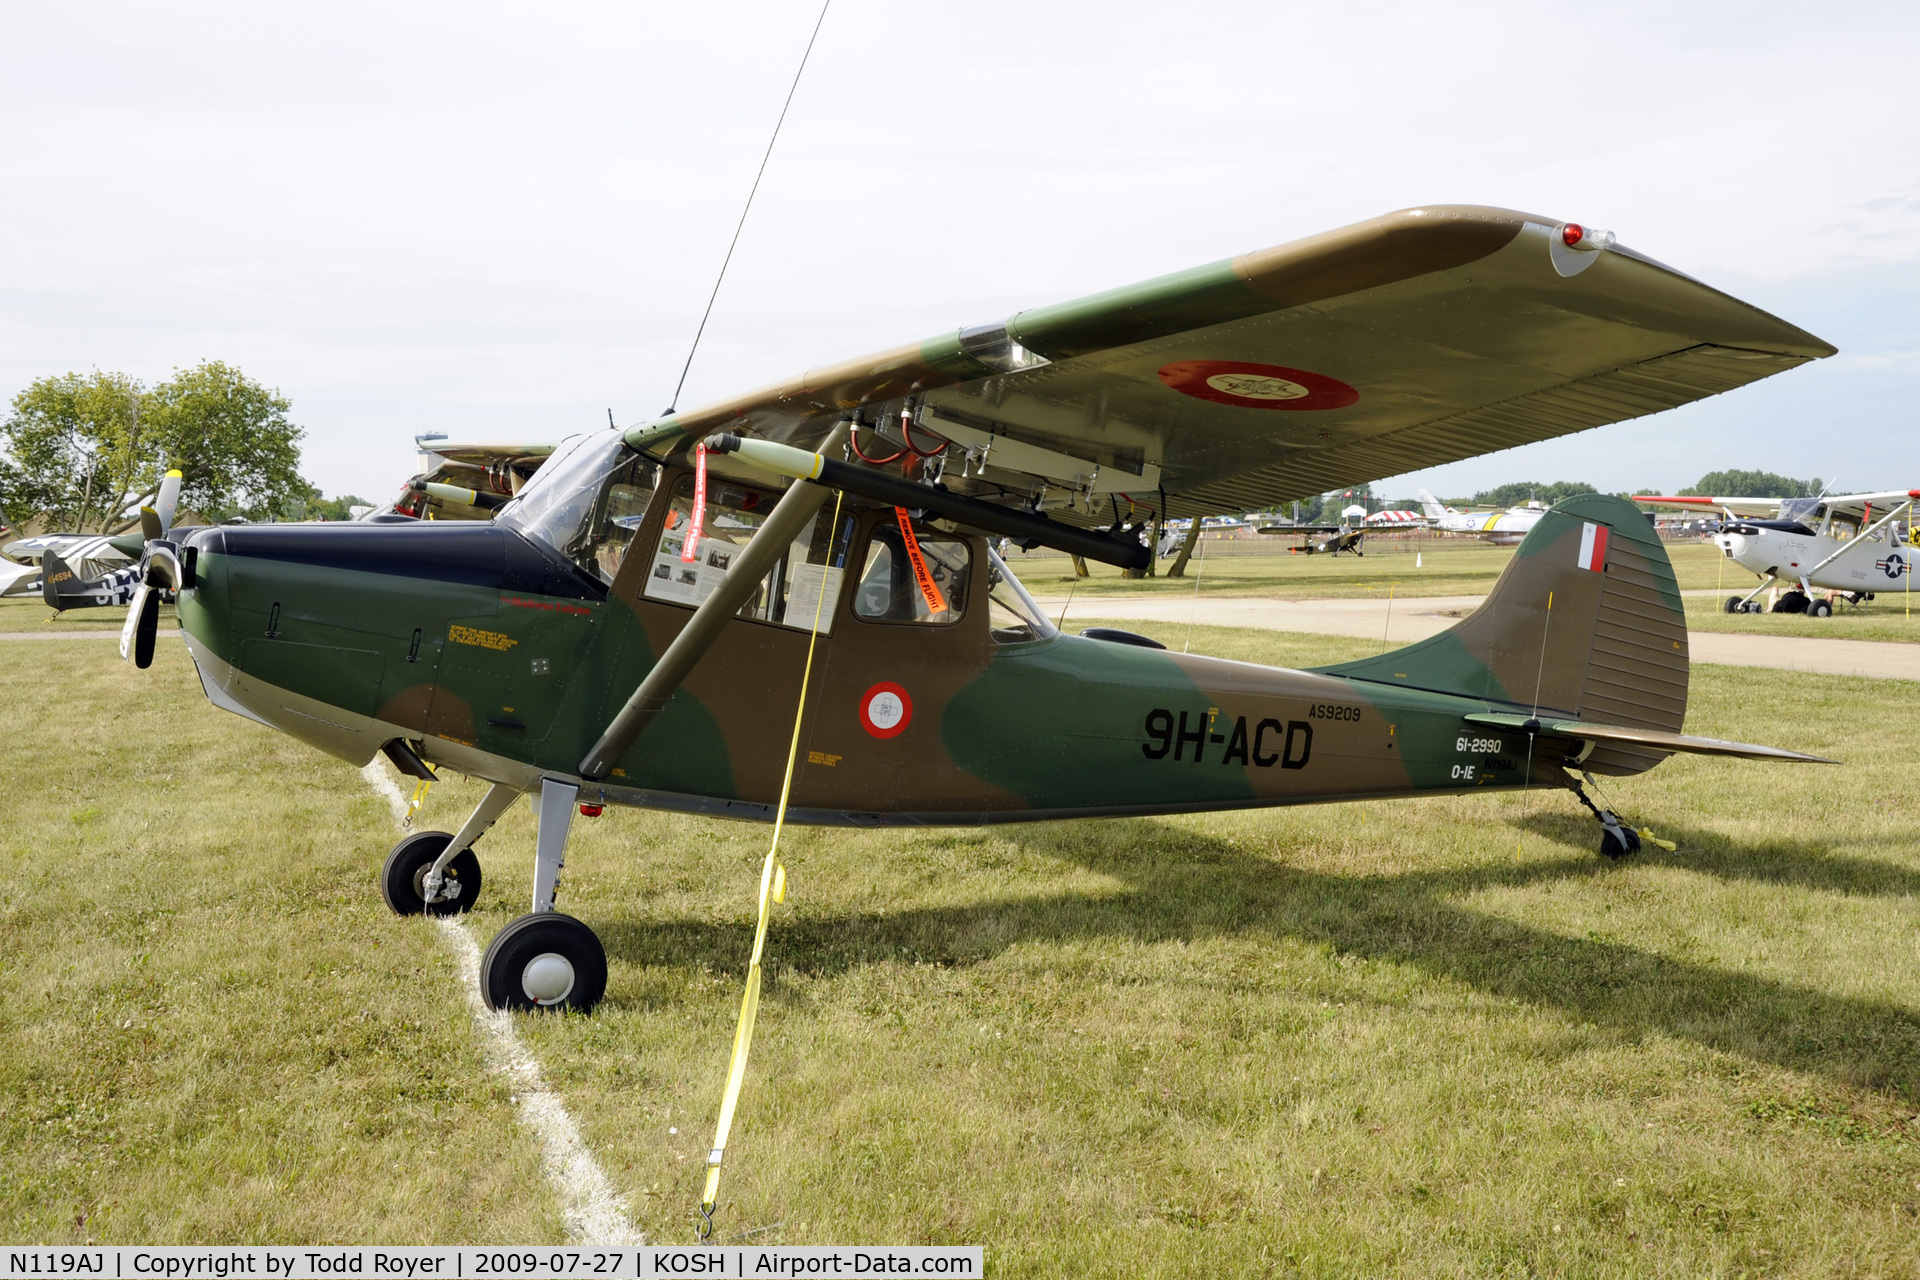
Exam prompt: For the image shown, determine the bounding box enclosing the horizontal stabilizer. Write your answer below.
[1463,712,1835,763]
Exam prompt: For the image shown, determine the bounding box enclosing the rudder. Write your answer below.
[1316,494,1687,775]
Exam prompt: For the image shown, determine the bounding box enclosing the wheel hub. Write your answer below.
[522,952,576,1005]
[415,864,463,905]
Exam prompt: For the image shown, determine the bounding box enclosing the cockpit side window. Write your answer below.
[853,514,968,625]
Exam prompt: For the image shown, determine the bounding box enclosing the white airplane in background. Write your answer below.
[1,471,186,601]
[1416,489,1548,543]
[1636,489,1919,615]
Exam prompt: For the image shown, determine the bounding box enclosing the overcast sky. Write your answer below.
[3,0,1916,504]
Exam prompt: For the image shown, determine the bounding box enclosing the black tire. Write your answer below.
[1809,599,1833,618]
[1724,596,1743,614]
[1599,825,1642,860]
[481,913,607,1013]
[380,831,482,917]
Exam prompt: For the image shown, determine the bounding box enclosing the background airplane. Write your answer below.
[1417,488,1548,543]
[1637,489,1917,614]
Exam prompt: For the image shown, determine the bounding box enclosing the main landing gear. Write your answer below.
[379,775,609,1014]
[1565,773,1641,860]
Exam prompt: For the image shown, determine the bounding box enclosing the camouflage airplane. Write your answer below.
[395,435,558,520]
[113,205,1837,1014]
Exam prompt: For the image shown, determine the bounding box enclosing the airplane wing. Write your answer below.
[401,438,558,519]
[1464,713,1836,763]
[1815,490,1920,521]
[641,204,1833,524]
[1633,495,1786,517]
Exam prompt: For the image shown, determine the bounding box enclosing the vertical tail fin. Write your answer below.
[41,550,77,609]
[1417,488,1450,520]
[41,549,142,612]
[1316,494,1686,775]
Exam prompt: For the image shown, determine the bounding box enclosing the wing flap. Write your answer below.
[1463,712,1836,763]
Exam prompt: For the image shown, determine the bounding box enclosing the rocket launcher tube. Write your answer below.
[410,480,509,511]
[704,432,1150,571]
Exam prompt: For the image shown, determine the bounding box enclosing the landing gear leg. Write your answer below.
[480,777,607,1013]
[1566,773,1641,860]
[529,776,578,914]
[412,782,522,912]
[1729,575,1776,614]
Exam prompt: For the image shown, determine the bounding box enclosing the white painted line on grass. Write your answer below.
[360,762,643,1246]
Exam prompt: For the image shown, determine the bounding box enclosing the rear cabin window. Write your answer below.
[853,516,968,625]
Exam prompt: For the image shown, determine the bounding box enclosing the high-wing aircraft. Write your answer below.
[1417,489,1549,543]
[1259,504,1370,555]
[108,205,1836,1017]
[1638,489,1918,614]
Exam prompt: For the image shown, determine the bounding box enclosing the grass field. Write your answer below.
[7,627,1918,1273]
[0,640,562,1241]
[0,595,176,633]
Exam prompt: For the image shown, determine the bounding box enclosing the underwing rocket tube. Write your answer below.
[411,480,510,511]
[703,433,1152,572]
[576,423,850,781]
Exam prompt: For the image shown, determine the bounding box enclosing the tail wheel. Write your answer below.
[381,830,483,917]
[481,913,608,1014]
[1599,826,1642,860]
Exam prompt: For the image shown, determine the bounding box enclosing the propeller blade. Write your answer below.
[139,507,163,540]
[119,583,152,665]
[155,469,182,539]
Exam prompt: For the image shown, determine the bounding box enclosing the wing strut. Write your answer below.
[577,424,849,780]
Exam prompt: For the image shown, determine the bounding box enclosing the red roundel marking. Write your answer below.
[859,682,913,739]
[1157,360,1359,411]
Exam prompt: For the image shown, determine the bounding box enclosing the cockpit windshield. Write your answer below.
[496,429,658,583]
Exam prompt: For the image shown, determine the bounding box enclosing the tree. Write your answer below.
[0,371,146,531]
[2,361,313,529]
[142,361,309,521]
[1470,480,1598,509]
[1680,470,1818,499]
[302,493,371,522]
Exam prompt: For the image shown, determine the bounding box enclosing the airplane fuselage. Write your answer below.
[172,509,1580,829]
[1718,522,1914,597]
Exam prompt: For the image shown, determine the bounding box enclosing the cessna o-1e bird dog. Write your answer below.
[114,206,1837,1014]
[1635,489,1918,615]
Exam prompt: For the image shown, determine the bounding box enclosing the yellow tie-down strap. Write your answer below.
[698,491,836,1234]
